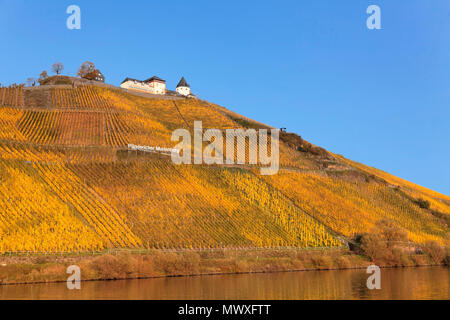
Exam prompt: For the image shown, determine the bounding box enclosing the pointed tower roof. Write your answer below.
[177,77,190,88]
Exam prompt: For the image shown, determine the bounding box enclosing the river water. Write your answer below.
[0,266,448,300]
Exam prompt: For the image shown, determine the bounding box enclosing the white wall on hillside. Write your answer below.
[121,80,166,95]
[176,86,190,96]
[150,81,166,95]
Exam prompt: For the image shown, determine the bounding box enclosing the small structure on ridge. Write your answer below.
[176,77,191,96]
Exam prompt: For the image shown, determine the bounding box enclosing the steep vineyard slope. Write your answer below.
[260,170,447,243]
[69,160,341,249]
[335,155,450,216]
[0,84,447,252]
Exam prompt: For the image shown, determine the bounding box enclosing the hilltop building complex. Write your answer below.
[120,76,166,95]
[120,76,192,96]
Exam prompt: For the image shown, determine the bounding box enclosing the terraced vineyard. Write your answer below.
[69,160,342,249]
[0,86,24,108]
[260,170,448,243]
[0,159,104,252]
[51,86,113,110]
[0,107,26,141]
[32,162,141,248]
[0,84,447,253]
[335,155,450,216]
[18,110,128,146]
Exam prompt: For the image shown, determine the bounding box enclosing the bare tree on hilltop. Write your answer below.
[78,61,95,78]
[52,62,64,75]
[77,61,103,81]
[38,70,48,84]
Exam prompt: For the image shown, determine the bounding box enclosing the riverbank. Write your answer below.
[1,247,448,285]
[3,266,449,300]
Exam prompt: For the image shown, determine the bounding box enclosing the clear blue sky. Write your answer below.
[0,0,449,195]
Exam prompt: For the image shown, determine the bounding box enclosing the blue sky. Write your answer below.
[0,0,449,195]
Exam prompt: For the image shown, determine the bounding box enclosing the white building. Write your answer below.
[120,76,166,95]
[176,77,191,96]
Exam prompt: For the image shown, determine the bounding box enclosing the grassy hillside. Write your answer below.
[0,85,447,253]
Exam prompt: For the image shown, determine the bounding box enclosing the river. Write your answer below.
[0,266,448,300]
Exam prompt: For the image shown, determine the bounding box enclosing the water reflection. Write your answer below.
[0,266,448,300]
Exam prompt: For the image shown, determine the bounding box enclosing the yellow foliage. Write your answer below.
[0,107,26,141]
[335,155,450,215]
[0,85,447,253]
[261,170,449,244]
[32,161,141,248]
[69,160,342,249]
[0,86,24,107]
[17,110,128,147]
[0,160,103,252]
[51,86,113,110]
